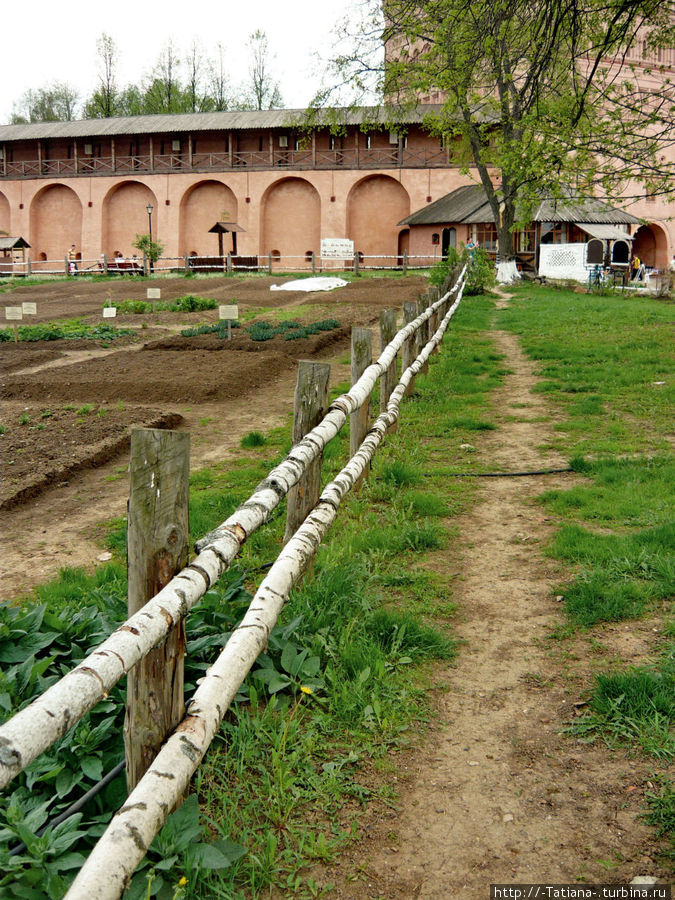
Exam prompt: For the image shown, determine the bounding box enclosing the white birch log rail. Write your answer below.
[64,280,466,900]
[0,267,466,792]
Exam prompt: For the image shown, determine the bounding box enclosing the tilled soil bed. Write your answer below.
[0,275,426,506]
[1,403,182,509]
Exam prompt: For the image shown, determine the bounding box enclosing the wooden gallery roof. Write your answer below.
[0,105,446,142]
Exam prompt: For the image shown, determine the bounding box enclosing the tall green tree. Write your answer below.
[83,33,121,119]
[245,30,283,110]
[143,40,189,113]
[330,0,674,279]
[207,43,231,111]
[11,83,80,123]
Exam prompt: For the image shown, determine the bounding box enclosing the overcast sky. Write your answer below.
[0,1,370,124]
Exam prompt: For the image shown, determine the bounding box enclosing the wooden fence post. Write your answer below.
[284,361,331,545]
[311,251,316,274]
[353,252,360,276]
[402,249,408,275]
[124,428,189,793]
[102,253,108,275]
[268,252,273,275]
[417,294,429,374]
[402,301,417,396]
[350,327,372,489]
[27,257,32,277]
[379,308,398,434]
[226,252,233,273]
[65,255,69,276]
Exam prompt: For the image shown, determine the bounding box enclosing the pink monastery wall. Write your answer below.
[0,164,476,264]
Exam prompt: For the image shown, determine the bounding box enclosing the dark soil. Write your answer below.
[1,404,182,509]
[0,275,425,504]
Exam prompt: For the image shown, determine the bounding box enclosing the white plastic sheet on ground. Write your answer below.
[270,277,349,292]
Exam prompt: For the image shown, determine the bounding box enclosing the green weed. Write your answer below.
[241,431,267,449]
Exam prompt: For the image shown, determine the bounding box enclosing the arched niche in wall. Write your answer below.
[179,180,238,256]
[346,175,410,264]
[632,223,669,269]
[612,240,630,265]
[29,184,83,261]
[260,178,320,260]
[586,239,604,266]
[0,191,10,236]
[102,181,157,259]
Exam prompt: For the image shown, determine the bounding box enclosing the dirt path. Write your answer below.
[318,294,668,897]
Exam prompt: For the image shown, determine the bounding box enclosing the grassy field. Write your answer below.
[500,284,674,856]
[0,282,672,896]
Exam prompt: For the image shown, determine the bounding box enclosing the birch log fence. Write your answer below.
[0,264,467,899]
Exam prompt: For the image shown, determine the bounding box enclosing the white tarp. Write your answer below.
[538,242,588,282]
[270,277,349,292]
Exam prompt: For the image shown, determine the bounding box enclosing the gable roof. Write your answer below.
[0,236,30,250]
[399,185,641,227]
[398,185,487,226]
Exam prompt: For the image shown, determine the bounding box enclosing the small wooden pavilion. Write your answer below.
[0,236,30,273]
[208,222,245,257]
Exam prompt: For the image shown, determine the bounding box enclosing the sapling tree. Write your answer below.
[132,234,164,265]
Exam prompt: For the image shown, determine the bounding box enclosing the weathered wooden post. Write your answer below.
[124,428,189,792]
[226,252,233,273]
[184,253,190,273]
[353,252,360,276]
[402,301,417,396]
[402,249,408,275]
[268,252,273,275]
[26,257,32,277]
[311,251,316,274]
[417,294,429,374]
[64,255,69,276]
[350,327,372,489]
[379,308,398,434]
[284,361,331,545]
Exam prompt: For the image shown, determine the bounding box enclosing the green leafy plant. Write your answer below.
[125,796,246,900]
[0,322,135,343]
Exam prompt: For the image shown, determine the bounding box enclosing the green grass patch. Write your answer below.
[643,775,675,860]
[499,285,673,455]
[568,630,675,760]
[551,520,674,627]
[240,430,267,449]
[543,456,674,530]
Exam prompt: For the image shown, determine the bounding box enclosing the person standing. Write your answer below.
[67,244,78,275]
